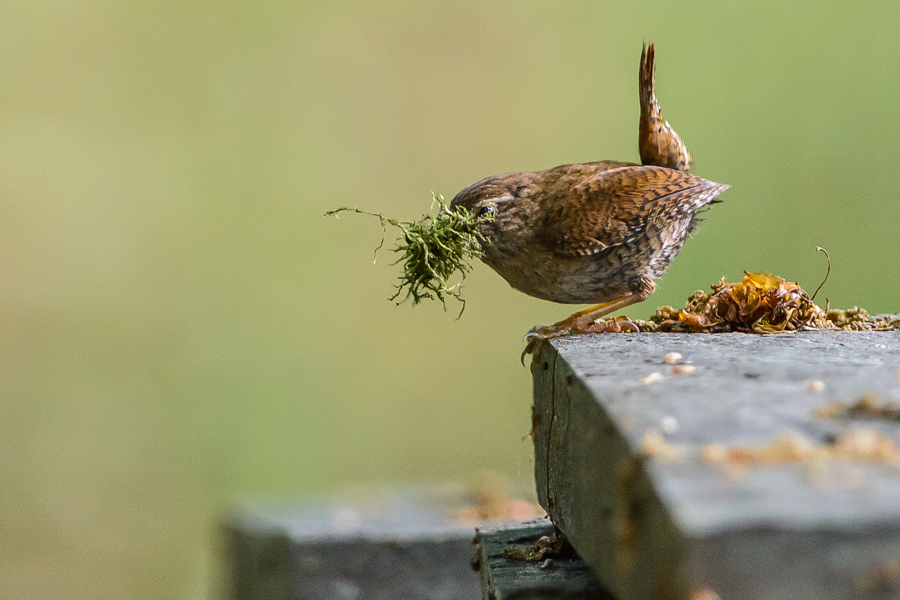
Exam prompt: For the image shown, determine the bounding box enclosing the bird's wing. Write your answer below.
[541,165,728,257]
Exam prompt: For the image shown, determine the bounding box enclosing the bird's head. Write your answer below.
[449,173,537,256]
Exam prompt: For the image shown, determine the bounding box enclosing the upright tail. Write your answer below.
[638,42,693,172]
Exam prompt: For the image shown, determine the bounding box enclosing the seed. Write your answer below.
[664,352,683,365]
[641,372,664,385]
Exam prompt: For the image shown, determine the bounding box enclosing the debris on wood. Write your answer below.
[699,429,900,470]
[608,271,900,333]
[640,427,900,475]
[641,430,687,461]
[660,416,679,434]
[663,352,683,364]
[641,372,665,385]
[501,530,570,562]
[808,380,826,393]
[815,393,900,422]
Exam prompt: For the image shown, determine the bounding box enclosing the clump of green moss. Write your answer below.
[326,194,491,316]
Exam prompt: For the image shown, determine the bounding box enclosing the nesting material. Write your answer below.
[326,195,492,315]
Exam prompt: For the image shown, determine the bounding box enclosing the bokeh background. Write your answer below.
[2,1,899,598]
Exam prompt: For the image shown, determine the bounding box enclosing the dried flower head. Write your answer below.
[633,271,900,333]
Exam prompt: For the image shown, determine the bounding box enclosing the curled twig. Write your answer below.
[810,246,831,303]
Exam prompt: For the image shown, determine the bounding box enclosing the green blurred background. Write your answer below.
[2,1,899,598]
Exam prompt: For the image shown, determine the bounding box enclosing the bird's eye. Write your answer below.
[477,206,495,217]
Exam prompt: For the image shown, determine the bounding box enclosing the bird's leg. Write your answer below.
[526,294,645,341]
[521,295,642,362]
[522,291,650,359]
[638,42,692,171]
[522,278,656,360]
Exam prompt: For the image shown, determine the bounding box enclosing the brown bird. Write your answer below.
[450,43,729,351]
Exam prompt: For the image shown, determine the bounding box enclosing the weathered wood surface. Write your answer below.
[473,521,615,600]
[225,488,500,600]
[532,330,900,600]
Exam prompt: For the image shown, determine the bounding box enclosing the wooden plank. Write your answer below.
[473,521,615,600]
[532,330,900,600]
[225,486,531,600]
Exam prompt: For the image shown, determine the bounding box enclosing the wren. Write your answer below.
[450,43,729,351]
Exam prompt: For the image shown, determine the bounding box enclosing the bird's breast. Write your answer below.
[482,244,632,305]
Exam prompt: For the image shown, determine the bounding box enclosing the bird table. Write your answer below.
[531,330,900,600]
[225,489,486,600]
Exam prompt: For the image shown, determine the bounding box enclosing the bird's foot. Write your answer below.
[522,314,583,356]
[521,318,577,365]
[521,315,639,363]
[582,316,640,334]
